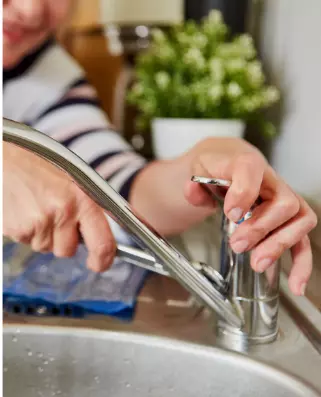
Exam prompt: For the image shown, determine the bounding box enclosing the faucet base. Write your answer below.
[216,322,279,353]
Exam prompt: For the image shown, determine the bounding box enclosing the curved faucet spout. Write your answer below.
[3,118,242,328]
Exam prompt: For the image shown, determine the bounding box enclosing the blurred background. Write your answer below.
[57,0,252,159]
[56,0,320,296]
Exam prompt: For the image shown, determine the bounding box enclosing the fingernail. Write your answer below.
[257,258,273,273]
[300,283,307,296]
[228,207,243,223]
[231,239,249,253]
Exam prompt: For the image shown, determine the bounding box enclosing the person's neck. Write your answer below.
[3,36,55,81]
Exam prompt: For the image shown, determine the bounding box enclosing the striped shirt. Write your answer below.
[3,38,146,201]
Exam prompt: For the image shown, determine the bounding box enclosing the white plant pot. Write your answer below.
[152,118,245,160]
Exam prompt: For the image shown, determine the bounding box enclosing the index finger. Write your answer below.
[224,154,266,222]
[78,201,116,272]
[195,152,268,222]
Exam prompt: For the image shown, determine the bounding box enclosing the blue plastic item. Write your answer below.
[3,241,147,320]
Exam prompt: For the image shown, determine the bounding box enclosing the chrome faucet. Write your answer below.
[3,118,279,350]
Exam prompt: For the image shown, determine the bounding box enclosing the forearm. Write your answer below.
[129,157,214,236]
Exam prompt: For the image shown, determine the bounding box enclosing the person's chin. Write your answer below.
[3,39,35,69]
[3,50,23,69]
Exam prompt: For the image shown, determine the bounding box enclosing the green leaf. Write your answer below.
[127,12,280,138]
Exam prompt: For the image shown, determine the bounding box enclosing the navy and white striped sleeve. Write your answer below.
[3,41,146,201]
[32,77,146,200]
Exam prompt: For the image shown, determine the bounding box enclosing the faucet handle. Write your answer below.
[191,176,259,225]
[116,245,229,293]
[191,176,230,209]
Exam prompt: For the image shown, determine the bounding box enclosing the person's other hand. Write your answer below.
[184,138,317,296]
[3,142,116,272]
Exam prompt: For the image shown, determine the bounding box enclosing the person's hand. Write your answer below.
[184,138,317,296]
[3,142,116,272]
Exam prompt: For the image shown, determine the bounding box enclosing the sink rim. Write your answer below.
[4,324,321,396]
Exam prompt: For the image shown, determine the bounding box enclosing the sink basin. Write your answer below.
[4,325,320,397]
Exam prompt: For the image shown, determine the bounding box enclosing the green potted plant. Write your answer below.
[128,10,280,160]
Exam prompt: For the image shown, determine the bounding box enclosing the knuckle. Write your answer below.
[238,152,258,165]
[300,235,311,249]
[48,183,76,215]
[77,191,97,214]
[289,197,301,215]
[95,241,116,259]
[74,184,91,204]
[251,224,268,241]
[245,186,259,202]
[54,198,76,228]
[278,196,300,217]
[14,227,33,243]
[238,151,266,170]
[278,237,292,253]
[231,184,258,209]
[231,185,248,199]
[48,195,64,213]
[310,210,318,227]
[307,210,318,230]
[79,201,104,228]
[32,239,49,252]
[268,238,289,257]
[80,200,97,216]
[33,215,49,234]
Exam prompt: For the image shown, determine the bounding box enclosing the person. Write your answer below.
[3,0,317,296]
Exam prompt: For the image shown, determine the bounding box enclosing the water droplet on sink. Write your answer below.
[4,367,8,372]
[15,328,21,334]
[43,360,49,365]
[26,349,33,357]
[12,336,17,342]
[56,390,62,395]
[94,376,100,383]
[37,352,44,358]
[125,383,131,388]
[38,367,44,373]
[49,357,55,362]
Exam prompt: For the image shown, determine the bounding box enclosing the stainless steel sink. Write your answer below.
[3,325,321,397]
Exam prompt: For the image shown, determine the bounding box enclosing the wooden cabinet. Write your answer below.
[62,32,124,123]
[69,0,100,29]
[58,0,124,122]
